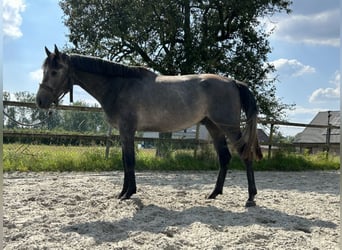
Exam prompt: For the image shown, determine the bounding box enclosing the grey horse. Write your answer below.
[36,45,262,207]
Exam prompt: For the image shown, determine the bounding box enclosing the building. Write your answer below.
[257,128,269,144]
[294,111,340,154]
[141,125,268,149]
[141,124,209,140]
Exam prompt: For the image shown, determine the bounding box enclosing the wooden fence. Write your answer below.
[3,101,340,158]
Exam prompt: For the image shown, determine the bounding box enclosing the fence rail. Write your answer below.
[2,130,208,145]
[4,101,340,129]
[3,101,340,158]
[3,100,103,112]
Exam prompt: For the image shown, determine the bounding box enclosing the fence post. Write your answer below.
[105,126,112,159]
[268,123,274,159]
[326,111,331,158]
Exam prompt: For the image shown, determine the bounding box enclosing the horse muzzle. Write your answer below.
[36,85,56,109]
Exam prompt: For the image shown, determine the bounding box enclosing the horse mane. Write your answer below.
[69,54,156,78]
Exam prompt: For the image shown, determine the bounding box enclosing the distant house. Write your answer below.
[257,129,269,144]
[141,125,268,148]
[142,124,209,141]
[294,111,340,154]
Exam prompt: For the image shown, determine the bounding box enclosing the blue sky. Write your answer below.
[3,0,340,136]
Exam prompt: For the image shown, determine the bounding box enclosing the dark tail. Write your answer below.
[237,82,263,161]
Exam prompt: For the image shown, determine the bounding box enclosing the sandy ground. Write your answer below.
[3,170,340,249]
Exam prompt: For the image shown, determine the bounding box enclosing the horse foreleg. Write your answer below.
[117,133,136,200]
[117,151,128,198]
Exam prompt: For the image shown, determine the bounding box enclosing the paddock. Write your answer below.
[3,170,339,249]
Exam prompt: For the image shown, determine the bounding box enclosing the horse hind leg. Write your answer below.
[203,119,231,199]
[207,136,231,199]
[220,126,257,207]
[243,159,257,207]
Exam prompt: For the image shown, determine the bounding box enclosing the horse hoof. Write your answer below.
[245,200,256,207]
[118,189,136,200]
[117,192,125,199]
[207,192,219,199]
[207,189,222,199]
[120,195,130,200]
[117,192,130,200]
[118,192,134,200]
[207,194,216,199]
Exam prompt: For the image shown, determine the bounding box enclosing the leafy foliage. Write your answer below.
[59,0,293,119]
[61,101,108,133]
[3,91,108,134]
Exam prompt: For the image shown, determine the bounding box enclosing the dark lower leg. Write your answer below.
[118,173,129,198]
[117,139,137,200]
[208,137,231,199]
[118,170,136,199]
[244,159,257,207]
[227,130,257,207]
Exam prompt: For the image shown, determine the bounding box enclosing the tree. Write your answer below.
[2,92,108,133]
[61,101,108,133]
[3,91,57,129]
[60,0,293,118]
[3,92,17,129]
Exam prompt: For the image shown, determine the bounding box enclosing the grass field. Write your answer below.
[3,144,340,172]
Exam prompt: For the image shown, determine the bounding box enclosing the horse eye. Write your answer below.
[51,70,58,76]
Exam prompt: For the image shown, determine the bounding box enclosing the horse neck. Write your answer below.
[72,70,123,108]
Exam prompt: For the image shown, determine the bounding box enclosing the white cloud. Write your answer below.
[29,68,43,82]
[309,71,340,103]
[269,9,340,47]
[271,58,316,77]
[3,0,26,39]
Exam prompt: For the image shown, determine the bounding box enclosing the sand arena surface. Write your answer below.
[3,171,340,249]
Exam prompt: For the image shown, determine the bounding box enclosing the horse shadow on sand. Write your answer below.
[61,198,337,244]
[133,171,340,195]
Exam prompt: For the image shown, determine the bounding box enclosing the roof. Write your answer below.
[294,111,340,144]
[257,129,269,143]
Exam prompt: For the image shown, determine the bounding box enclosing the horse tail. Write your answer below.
[237,82,263,161]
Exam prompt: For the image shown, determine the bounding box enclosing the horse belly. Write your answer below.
[136,103,205,132]
[133,79,208,132]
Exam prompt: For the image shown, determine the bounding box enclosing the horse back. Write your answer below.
[110,73,243,132]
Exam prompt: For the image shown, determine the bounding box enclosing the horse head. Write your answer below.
[36,45,73,109]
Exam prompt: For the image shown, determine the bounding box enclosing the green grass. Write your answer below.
[3,145,119,172]
[3,144,340,172]
[254,151,340,171]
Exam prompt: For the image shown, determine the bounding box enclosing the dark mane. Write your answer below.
[69,54,156,78]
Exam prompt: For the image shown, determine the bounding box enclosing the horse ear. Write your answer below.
[45,46,51,56]
[54,44,60,57]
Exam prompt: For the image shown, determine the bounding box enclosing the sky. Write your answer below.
[3,0,341,136]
